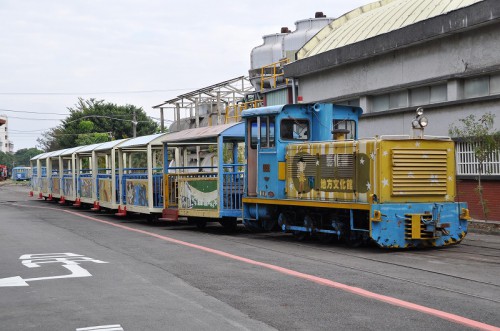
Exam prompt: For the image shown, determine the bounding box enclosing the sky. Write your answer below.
[0,0,370,151]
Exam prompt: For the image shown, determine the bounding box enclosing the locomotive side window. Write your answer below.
[332,120,356,140]
[280,119,309,140]
[250,117,275,149]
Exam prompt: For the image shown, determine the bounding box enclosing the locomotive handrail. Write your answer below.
[378,134,451,140]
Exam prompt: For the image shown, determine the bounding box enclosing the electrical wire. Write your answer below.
[0,108,67,116]
[0,88,198,96]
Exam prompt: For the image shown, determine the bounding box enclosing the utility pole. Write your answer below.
[160,107,165,133]
[132,109,137,138]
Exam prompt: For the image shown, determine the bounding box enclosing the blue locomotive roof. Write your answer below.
[241,105,286,117]
[240,103,363,118]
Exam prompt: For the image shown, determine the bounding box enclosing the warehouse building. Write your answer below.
[282,0,500,220]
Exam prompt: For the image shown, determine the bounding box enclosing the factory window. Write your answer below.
[280,119,309,141]
[338,99,360,107]
[372,91,408,112]
[410,86,429,106]
[389,91,408,109]
[410,84,447,106]
[372,94,390,112]
[464,77,489,98]
[430,84,447,103]
[490,73,500,95]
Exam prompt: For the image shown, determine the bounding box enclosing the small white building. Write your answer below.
[0,115,14,153]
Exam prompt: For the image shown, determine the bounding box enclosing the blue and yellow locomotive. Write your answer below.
[241,103,469,248]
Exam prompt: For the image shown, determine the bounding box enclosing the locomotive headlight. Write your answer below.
[419,116,428,127]
[412,119,420,129]
[416,107,424,116]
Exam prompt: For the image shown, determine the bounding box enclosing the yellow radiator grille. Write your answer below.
[392,149,448,196]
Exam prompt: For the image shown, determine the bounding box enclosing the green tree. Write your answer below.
[0,148,42,171]
[449,112,500,220]
[37,98,159,151]
[0,151,14,168]
[14,148,44,166]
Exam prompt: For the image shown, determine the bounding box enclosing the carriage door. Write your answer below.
[257,116,276,199]
[247,119,258,197]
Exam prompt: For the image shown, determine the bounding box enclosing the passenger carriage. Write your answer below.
[73,143,107,207]
[30,153,45,197]
[58,146,85,204]
[11,166,32,181]
[93,139,129,211]
[114,133,169,217]
[30,152,53,200]
[45,149,68,200]
[160,122,246,229]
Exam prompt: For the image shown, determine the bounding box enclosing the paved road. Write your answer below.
[0,184,499,330]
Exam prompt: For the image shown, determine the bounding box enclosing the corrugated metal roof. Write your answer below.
[93,138,129,151]
[297,0,483,59]
[161,123,243,143]
[60,146,84,157]
[75,142,107,154]
[118,133,168,148]
[31,152,49,161]
[48,148,71,157]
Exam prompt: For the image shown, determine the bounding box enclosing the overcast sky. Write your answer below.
[1,0,370,150]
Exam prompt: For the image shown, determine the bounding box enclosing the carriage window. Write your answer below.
[280,119,309,140]
[250,117,275,149]
[333,120,356,140]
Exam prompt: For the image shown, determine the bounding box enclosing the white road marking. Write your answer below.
[76,325,124,331]
[0,253,108,287]
[0,264,91,287]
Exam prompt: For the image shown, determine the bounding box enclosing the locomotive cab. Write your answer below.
[241,103,362,231]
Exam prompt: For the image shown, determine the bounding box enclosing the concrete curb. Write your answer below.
[468,219,500,235]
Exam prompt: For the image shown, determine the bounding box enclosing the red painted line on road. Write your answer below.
[13,203,500,331]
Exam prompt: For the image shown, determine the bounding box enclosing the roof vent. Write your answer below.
[280,27,290,33]
[315,12,326,18]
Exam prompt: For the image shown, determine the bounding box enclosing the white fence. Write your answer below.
[455,141,500,176]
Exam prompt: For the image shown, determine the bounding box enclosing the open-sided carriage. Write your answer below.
[114,133,169,218]
[30,152,50,199]
[93,139,128,211]
[161,122,245,229]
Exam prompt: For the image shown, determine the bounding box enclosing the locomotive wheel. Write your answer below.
[278,211,295,231]
[262,219,278,231]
